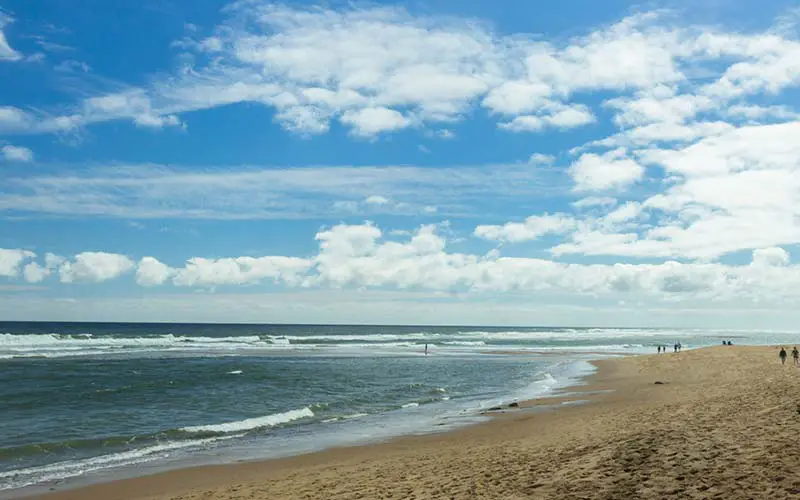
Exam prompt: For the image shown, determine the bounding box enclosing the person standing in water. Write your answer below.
[424,343,428,356]
[779,347,787,365]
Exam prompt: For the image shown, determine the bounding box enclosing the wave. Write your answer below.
[321,413,369,423]
[0,326,710,360]
[0,434,242,491]
[0,333,290,359]
[440,341,487,346]
[180,407,314,435]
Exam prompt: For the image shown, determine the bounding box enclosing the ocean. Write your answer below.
[1,322,796,497]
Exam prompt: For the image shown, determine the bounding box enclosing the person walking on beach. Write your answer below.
[673,343,678,353]
[657,345,661,354]
[792,347,799,366]
[779,347,787,365]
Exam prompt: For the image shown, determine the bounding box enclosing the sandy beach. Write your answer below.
[26,346,800,500]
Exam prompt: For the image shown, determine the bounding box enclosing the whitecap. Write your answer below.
[180,407,314,434]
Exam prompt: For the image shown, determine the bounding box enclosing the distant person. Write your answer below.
[779,347,787,365]
[722,341,726,346]
[792,347,799,366]
[424,343,428,356]
[673,343,678,353]
[657,345,661,354]
[678,342,682,352]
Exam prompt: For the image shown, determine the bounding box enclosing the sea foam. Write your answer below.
[180,407,314,434]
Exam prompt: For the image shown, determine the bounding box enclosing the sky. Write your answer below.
[2,0,800,327]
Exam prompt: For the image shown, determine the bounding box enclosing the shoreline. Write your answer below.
[17,353,617,500]
[19,345,800,499]
[13,354,609,500]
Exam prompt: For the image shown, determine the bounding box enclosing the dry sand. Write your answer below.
[28,346,800,500]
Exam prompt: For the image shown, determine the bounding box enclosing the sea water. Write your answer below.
[0,322,794,496]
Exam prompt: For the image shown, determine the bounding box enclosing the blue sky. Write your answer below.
[2,0,800,327]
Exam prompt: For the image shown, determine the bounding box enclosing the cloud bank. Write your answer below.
[1,223,799,307]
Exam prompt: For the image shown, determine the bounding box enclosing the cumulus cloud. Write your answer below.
[528,153,555,165]
[0,13,20,62]
[550,122,800,260]
[340,107,412,137]
[474,214,577,243]
[0,249,34,277]
[752,247,790,267]
[59,252,135,283]
[364,195,391,205]
[568,148,644,192]
[172,256,312,287]
[7,4,800,273]
[2,224,800,307]
[499,104,596,133]
[9,4,800,142]
[136,257,173,286]
[572,197,617,209]
[23,253,64,283]
[2,145,33,162]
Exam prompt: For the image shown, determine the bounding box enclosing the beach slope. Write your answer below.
[31,346,800,500]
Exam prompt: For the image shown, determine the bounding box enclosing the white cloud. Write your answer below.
[2,145,33,162]
[6,224,800,312]
[572,197,617,209]
[0,249,34,277]
[134,114,182,129]
[83,91,184,130]
[364,195,390,205]
[59,252,135,283]
[172,256,312,287]
[568,148,644,192]
[136,257,174,286]
[0,163,563,219]
[725,104,800,121]
[0,107,33,131]
[22,253,64,283]
[340,107,412,137]
[499,104,595,133]
[482,81,554,115]
[435,129,455,139]
[0,13,21,62]
[5,4,800,144]
[474,214,577,243]
[752,247,790,267]
[23,262,49,283]
[528,153,555,165]
[332,200,359,213]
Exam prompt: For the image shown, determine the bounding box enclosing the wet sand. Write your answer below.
[27,346,800,499]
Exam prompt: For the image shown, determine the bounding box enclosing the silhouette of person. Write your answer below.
[779,347,787,365]
[792,347,799,366]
